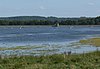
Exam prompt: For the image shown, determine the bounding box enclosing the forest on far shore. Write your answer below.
[0,16,100,25]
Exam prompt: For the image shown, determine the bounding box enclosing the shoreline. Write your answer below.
[0,38,100,56]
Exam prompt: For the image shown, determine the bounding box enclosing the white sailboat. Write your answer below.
[20,26,22,29]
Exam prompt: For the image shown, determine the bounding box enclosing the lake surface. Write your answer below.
[0,26,100,56]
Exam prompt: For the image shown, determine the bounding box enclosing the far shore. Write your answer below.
[0,25,100,27]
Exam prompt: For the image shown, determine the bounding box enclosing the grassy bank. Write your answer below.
[79,38,100,47]
[0,51,100,69]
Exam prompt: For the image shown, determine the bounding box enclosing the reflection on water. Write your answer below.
[0,26,100,55]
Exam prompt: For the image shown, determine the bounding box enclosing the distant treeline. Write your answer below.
[0,16,100,25]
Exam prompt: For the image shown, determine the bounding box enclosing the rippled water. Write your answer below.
[0,26,100,55]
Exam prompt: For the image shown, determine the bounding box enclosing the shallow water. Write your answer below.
[0,26,100,55]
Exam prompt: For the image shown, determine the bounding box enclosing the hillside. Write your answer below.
[0,16,79,21]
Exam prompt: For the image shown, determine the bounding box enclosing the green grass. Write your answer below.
[0,51,100,69]
[79,38,100,47]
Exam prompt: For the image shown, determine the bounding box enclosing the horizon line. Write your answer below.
[0,15,98,18]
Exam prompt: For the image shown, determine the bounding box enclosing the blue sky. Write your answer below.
[0,0,100,17]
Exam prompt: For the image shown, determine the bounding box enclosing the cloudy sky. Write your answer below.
[0,0,100,17]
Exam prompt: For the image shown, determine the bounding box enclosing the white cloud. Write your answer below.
[88,3,95,6]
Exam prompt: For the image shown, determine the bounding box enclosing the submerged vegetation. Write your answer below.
[0,51,100,69]
[79,38,100,47]
[0,45,45,51]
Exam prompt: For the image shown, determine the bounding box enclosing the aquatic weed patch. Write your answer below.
[79,38,100,47]
[0,45,47,51]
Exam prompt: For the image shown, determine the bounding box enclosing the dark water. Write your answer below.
[0,26,100,55]
[0,26,100,44]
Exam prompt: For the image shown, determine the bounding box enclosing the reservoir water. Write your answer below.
[0,26,100,55]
